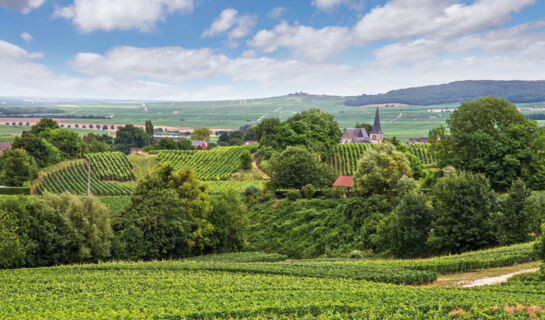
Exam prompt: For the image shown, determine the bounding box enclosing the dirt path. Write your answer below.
[252,154,270,179]
[460,268,539,287]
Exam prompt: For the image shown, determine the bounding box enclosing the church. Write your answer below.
[340,107,384,144]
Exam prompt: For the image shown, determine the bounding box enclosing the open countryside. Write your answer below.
[2,1,545,319]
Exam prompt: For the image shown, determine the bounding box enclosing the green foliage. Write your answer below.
[431,96,545,191]
[239,149,252,170]
[188,251,287,262]
[494,179,533,245]
[301,184,316,199]
[243,183,260,198]
[42,128,82,159]
[0,194,112,269]
[207,189,248,253]
[0,187,30,195]
[285,189,302,201]
[428,171,496,254]
[523,191,545,236]
[353,143,412,198]
[190,127,212,141]
[144,137,192,152]
[114,124,152,154]
[390,193,432,257]
[12,132,61,167]
[0,148,38,187]
[30,118,59,135]
[270,146,336,190]
[158,146,251,180]
[144,120,154,136]
[355,122,372,132]
[112,164,213,260]
[258,109,341,157]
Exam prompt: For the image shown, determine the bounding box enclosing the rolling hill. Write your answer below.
[344,80,545,106]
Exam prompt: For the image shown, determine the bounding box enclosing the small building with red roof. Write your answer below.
[332,176,353,188]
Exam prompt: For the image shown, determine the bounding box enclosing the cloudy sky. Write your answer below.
[0,0,544,101]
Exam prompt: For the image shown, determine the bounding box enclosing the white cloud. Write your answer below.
[312,0,362,11]
[248,21,352,61]
[0,0,44,14]
[20,32,33,43]
[267,7,286,19]
[353,0,536,42]
[53,0,193,32]
[201,9,256,47]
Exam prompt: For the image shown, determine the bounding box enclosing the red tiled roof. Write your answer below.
[333,176,353,188]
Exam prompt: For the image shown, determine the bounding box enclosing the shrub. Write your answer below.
[301,184,316,199]
[239,150,253,170]
[286,190,302,201]
[244,184,260,198]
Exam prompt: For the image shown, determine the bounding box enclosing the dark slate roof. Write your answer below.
[343,128,369,139]
[370,107,383,134]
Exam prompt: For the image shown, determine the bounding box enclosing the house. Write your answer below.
[407,137,429,144]
[243,140,258,145]
[191,140,208,150]
[340,107,384,144]
[0,143,12,154]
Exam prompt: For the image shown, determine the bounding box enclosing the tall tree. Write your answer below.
[12,132,61,167]
[0,148,38,186]
[430,96,545,191]
[494,179,532,245]
[390,193,432,258]
[191,127,212,141]
[353,143,412,198]
[114,124,152,154]
[428,171,496,254]
[145,120,154,137]
[30,118,59,136]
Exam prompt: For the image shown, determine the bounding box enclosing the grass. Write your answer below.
[128,153,158,179]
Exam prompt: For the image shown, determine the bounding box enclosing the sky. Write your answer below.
[0,0,544,101]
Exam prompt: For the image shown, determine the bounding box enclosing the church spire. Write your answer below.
[370,107,383,134]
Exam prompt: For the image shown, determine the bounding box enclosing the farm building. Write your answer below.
[340,107,384,144]
[191,140,208,150]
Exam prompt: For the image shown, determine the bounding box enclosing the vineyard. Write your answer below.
[36,152,136,196]
[158,147,249,180]
[206,180,266,194]
[330,143,437,175]
[1,244,544,319]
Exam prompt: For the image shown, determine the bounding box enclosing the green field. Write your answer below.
[0,245,543,319]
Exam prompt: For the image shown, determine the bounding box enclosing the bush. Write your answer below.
[244,184,260,198]
[286,190,302,201]
[239,150,253,170]
[301,184,315,199]
[0,187,31,195]
[207,189,248,253]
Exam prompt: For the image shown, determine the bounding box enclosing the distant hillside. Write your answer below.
[344,80,545,106]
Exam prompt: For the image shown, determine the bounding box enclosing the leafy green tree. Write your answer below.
[43,129,82,159]
[353,143,412,198]
[522,191,545,237]
[0,148,38,186]
[191,127,212,141]
[430,96,545,191]
[270,146,336,190]
[244,126,257,141]
[30,118,59,135]
[390,193,432,257]
[86,139,113,153]
[255,117,281,142]
[114,124,152,154]
[83,133,113,145]
[218,132,230,145]
[239,149,253,170]
[428,171,496,254]
[207,189,248,253]
[494,179,532,245]
[112,164,213,260]
[229,131,245,146]
[145,120,154,137]
[12,132,61,167]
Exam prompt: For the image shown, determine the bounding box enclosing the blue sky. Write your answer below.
[0,0,544,100]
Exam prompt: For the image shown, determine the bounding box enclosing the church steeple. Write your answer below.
[369,107,384,143]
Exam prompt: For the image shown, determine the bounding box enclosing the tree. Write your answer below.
[191,127,212,141]
[229,131,245,146]
[255,118,281,142]
[390,193,432,257]
[218,132,230,144]
[270,146,336,190]
[430,96,545,191]
[355,123,372,132]
[0,148,38,187]
[240,149,253,170]
[83,133,113,145]
[86,139,113,153]
[30,118,59,136]
[207,189,248,253]
[114,124,152,154]
[112,164,213,260]
[353,143,412,198]
[145,120,154,137]
[244,126,257,141]
[494,179,532,245]
[44,129,82,159]
[12,132,61,167]
[428,171,496,254]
